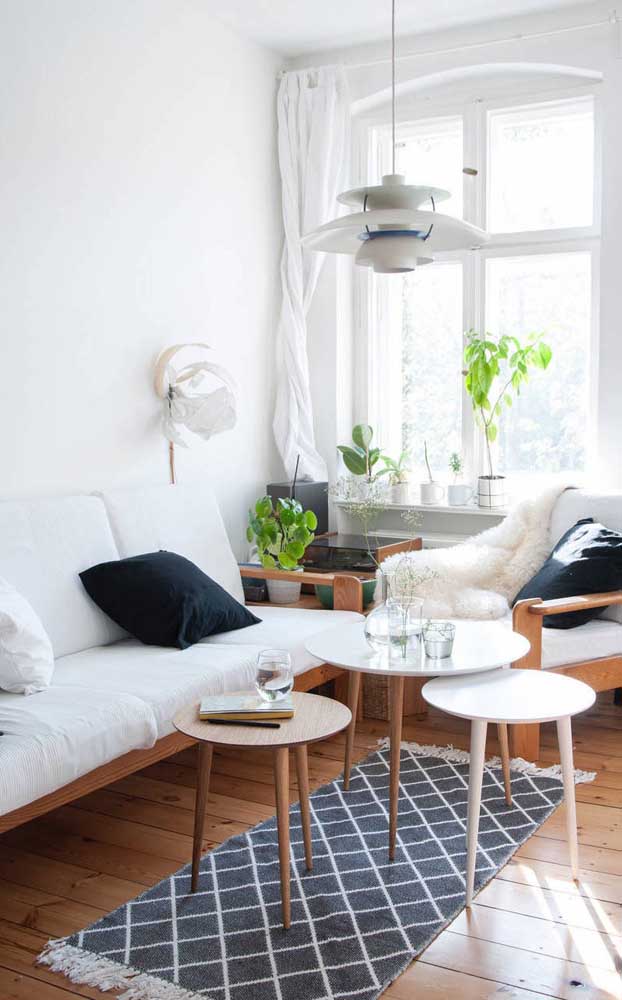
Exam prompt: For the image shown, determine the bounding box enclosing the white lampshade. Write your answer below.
[355,233,433,273]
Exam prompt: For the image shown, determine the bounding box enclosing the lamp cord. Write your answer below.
[391,0,396,175]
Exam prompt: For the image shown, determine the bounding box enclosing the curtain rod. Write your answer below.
[278,11,618,77]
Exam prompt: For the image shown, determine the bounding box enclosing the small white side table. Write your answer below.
[422,668,595,906]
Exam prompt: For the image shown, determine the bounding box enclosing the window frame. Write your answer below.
[352,82,602,483]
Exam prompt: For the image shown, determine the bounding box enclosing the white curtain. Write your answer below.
[273,66,350,481]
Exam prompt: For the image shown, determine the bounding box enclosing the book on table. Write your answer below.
[199,693,294,721]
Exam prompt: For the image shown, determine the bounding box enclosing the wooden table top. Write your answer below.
[173,691,352,749]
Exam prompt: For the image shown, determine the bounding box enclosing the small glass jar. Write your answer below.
[422,621,456,659]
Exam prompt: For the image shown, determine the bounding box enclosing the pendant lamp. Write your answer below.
[301,0,489,273]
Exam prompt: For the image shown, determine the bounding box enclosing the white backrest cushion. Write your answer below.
[549,488,622,624]
[0,496,126,657]
[0,577,55,694]
[99,484,244,604]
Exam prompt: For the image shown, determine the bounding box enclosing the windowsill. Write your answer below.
[377,500,507,517]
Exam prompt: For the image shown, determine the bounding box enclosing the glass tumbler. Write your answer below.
[255,649,293,702]
[422,621,456,659]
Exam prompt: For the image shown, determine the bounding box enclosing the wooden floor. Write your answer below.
[1,693,621,1000]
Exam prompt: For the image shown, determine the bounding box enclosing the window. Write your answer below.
[361,92,598,485]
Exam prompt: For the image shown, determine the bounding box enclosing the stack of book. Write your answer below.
[199,693,294,723]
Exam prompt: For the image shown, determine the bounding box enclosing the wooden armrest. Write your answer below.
[528,591,622,616]
[239,566,364,613]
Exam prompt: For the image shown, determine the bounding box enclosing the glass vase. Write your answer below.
[364,568,424,655]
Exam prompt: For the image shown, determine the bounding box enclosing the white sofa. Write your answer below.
[0,484,363,826]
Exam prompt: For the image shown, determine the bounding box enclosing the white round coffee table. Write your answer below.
[305,620,530,859]
[423,668,595,904]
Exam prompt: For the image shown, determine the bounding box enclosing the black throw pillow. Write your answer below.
[513,518,622,629]
[80,551,260,649]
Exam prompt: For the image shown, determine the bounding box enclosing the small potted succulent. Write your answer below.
[378,450,410,503]
[447,452,473,507]
[419,440,445,505]
[247,496,317,604]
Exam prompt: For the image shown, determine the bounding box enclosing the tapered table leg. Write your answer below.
[466,720,487,907]
[557,715,580,879]
[497,722,512,806]
[343,671,361,791]
[273,746,291,928]
[295,744,313,871]
[191,742,213,892]
[388,674,405,861]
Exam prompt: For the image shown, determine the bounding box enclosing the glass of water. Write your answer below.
[255,649,293,702]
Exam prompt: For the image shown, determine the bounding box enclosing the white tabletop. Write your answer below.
[305,620,530,678]
[423,668,596,724]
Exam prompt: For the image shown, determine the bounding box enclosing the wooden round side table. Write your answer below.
[174,691,351,929]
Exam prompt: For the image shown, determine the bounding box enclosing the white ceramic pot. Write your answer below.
[420,482,445,505]
[266,567,303,604]
[391,482,410,504]
[477,476,507,509]
[447,483,475,507]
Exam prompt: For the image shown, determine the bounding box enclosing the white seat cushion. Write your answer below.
[201,605,365,675]
[0,685,157,816]
[0,496,126,657]
[99,484,245,604]
[52,639,265,739]
[499,612,622,669]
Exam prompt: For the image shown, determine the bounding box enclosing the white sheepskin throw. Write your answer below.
[380,484,572,620]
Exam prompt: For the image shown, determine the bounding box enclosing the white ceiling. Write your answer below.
[207,0,589,57]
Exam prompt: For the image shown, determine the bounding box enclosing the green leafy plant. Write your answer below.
[337,424,381,480]
[246,496,317,571]
[463,330,552,479]
[378,449,410,484]
[449,452,463,482]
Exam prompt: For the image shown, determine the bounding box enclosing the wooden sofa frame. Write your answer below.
[0,569,364,834]
[511,591,622,760]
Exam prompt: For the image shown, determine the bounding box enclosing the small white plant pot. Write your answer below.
[266,567,303,604]
[447,483,475,507]
[420,482,445,505]
[391,482,410,504]
[477,476,507,509]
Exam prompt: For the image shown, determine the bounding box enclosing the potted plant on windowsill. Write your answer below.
[420,440,444,505]
[247,496,317,604]
[463,330,552,508]
[337,423,381,495]
[377,450,410,503]
[447,452,473,507]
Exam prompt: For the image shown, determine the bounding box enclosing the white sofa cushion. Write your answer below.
[52,639,263,739]
[0,578,54,694]
[549,489,622,624]
[0,496,126,657]
[500,612,622,669]
[201,605,365,675]
[99,484,245,604]
[0,685,157,817]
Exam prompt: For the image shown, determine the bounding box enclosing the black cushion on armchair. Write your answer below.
[513,518,622,628]
[80,550,260,649]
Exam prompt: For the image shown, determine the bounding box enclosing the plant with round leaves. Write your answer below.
[337,424,382,480]
[246,496,318,571]
[463,330,552,480]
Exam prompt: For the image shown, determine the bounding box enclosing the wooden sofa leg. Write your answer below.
[512,722,540,762]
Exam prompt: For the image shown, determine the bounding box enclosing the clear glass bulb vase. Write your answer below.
[364,567,424,655]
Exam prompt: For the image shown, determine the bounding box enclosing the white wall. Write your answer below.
[290,0,622,490]
[0,0,282,555]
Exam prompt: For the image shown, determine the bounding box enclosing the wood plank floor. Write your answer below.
[1,693,621,999]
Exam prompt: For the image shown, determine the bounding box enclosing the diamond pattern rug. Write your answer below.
[39,742,585,1000]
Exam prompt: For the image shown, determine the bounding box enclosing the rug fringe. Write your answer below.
[38,940,208,1000]
[377,738,596,784]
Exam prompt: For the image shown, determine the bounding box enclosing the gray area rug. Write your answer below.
[39,742,582,1000]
